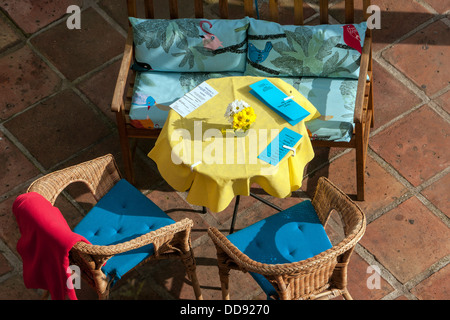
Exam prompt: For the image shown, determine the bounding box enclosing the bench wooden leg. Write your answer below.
[355,123,366,201]
[116,111,135,184]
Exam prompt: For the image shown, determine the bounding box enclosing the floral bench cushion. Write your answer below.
[129,17,249,72]
[129,72,358,142]
[245,18,367,79]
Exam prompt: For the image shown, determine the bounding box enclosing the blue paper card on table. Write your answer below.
[258,127,303,166]
[249,79,310,126]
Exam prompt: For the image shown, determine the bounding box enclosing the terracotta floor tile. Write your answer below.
[0,15,21,51]
[394,295,410,300]
[0,188,28,254]
[108,272,167,300]
[30,8,124,81]
[147,182,209,242]
[77,60,121,124]
[3,89,110,170]
[360,196,450,284]
[0,0,82,34]
[303,150,408,219]
[421,172,450,218]
[410,265,450,300]
[0,274,41,299]
[207,191,260,227]
[372,60,422,130]
[0,252,13,277]
[306,146,347,174]
[52,133,159,192]
[330,0,432,52]
[98,0,129,31]
[383,20,450,96]
[134,238,249,300]
[146,259,205,300]
[434,90,450,114]
[346,253,394,300]
[0,132,39,195]
[0,45,62,121]
[370,105,450,187]
[233,201,278,232]
[423,0,450,14]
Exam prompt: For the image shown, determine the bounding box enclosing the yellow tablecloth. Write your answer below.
[148,76,319,213]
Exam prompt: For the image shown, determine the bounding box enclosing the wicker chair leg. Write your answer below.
[355,123,366,201]
[181,252,203,300]
[91,269,110,300]
[178,237,203,300]
[342,289,353,300]
[187,267,203,300]
[218,267,230,300]
[116,112,135,184]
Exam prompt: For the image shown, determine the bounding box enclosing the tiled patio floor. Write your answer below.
[0,1,448,300]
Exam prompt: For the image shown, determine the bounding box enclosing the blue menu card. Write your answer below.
[250,79,310,126]
[258,127,303,166]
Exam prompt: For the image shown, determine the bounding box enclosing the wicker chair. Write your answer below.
[27,154,202,300]
[208,177,366,300]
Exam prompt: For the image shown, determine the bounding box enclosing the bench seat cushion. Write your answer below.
[130,73,358,142]
[129,71,243,129]
[281,77,358,142]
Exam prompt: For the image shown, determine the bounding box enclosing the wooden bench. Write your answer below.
[111,0,374,201]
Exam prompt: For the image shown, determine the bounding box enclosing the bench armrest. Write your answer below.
[111,27,134,113]
[353,35,371,124]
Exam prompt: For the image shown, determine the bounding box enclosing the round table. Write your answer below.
[148,76,319,213]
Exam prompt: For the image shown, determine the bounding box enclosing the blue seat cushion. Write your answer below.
[73,179,175,284]
[227,200,332,298]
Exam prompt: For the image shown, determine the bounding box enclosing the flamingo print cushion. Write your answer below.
[245,18,367,79]
[129,17,249,72]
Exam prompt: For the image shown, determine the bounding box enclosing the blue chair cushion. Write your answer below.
[73,179,175,284]
[227,200,332,298]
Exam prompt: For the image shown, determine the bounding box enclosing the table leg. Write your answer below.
[228,193,283,234]
[229,195,240,234]
[250,192,282,211]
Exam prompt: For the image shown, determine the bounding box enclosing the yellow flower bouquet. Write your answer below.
[224,100,256,132]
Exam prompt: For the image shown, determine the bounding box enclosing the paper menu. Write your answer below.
[249,79,310,126]
[170,82,218,117]
[258,127,303,166]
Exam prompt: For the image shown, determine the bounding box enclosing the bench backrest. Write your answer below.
[126,0,372,25]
